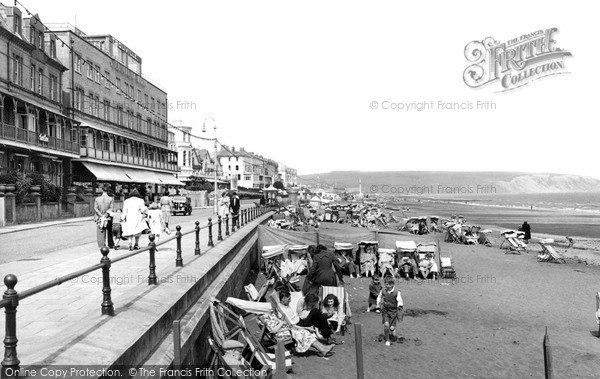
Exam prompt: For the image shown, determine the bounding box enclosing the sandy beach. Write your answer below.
[249,222,600,378]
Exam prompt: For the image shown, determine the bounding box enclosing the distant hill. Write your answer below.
[297,171,600,194]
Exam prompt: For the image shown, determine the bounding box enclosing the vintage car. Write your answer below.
[171,196,192,216]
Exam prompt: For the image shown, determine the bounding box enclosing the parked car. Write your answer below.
[171,196,192,216]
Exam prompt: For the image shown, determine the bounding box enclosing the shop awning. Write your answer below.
[155,172,185,186]
[123,168,161,184]
[82,162,132,182]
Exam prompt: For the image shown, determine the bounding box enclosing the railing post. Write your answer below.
[2,274,20,376]
[231,213,236,233]
[242,209,246,226]
[239,209,244,228]
[175,225,183,267]
[148,234,157,285]
[208,218,214,247]
[100,247,114,316]
[217,216,223,241]
[194,221,201,255]
[225,214,230,236]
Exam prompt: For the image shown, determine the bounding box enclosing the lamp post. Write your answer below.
[203,117,218,214]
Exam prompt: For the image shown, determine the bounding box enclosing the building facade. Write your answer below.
[0,6,79,187]
[50,23,180,193]
[277,163,297,188]
[217,146,278,189]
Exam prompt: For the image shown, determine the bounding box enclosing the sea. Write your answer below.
[387,192,600,239]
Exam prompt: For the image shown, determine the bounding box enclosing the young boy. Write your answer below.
[109,209,123,250]
[376,275,404,346]
[367,275,381,312]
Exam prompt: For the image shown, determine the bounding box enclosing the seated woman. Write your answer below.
[359,245,377,277]
[322,294,346,334]
[335,250,358,278]
[260,313,334,357]
[289,292,333,342]
[418,253,437,279]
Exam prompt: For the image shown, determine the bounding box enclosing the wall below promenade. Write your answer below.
[114,214,267,372]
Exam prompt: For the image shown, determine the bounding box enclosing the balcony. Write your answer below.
[0,123,79,155]
[79,147,177,172]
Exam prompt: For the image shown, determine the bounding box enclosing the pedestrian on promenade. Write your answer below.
[230,191,240,228]
[219,191,230,219]
[147,203,165,244]
[109,208,123,250]
[94,183,114,249]
[159,191,173,234]
[121,188,147,251]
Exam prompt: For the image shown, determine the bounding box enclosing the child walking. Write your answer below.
[366,275,381,312]
[376,275,404,346]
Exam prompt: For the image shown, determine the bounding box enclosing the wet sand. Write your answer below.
[265,229,600,378]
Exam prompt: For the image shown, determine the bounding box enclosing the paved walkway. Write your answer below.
[0,205,263,368]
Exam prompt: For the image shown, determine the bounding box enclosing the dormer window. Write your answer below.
[38,31,43,49]
[50,40,56,58]
[13,15,22,35]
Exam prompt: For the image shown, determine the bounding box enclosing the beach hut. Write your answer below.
[309,196,322,209]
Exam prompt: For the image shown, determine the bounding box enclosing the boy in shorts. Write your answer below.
[376,275,404,346]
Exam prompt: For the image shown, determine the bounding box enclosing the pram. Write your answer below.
[396,241,418,279]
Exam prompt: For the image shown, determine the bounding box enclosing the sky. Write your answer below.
[17,0,600,178]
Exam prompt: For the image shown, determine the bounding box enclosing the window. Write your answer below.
[38,31,43,49]
[104,71,110,88]
[136,114,142,132]
[30,64,36,91]
[238,174,241,180]
[49,74,58,101]
[29,28,35,45]
[183,151,187,166]
[50,40,56,58]
[95,95,100,117]
[137,89,142,103]
[37,68,43,94]
[75,56,82,73]
[144,94,148,108]
[13,55,23,85]
[151,97,155,111]
[103,100,110,121]
[13,15,21,35]
[236,165,239,171]
[94,65,100,83]
[87,61,94,79]
[116,106,124,125]
[115,78,121,94]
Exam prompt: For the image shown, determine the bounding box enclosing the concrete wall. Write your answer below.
[41,203,59,219]
[16,203,37,223]
[0,198,4,227]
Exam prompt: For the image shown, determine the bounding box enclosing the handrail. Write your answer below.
[0,205,275,372]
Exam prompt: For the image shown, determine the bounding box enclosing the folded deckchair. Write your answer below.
[208,337,269,379]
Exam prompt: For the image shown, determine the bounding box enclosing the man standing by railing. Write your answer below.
[230,191,240,228]
[94,183,114,249]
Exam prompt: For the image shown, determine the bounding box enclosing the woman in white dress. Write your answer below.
[219,192,230,219]
[121,189,147,250]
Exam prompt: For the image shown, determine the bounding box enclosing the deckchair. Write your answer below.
[208,336,271,379]
[377,248,396,278]
[499,230,527,254]
[213,298,293,371]
[537,240,565,263]
[244,279,274,302]
[319,286,352,335]
[262,244,289,276]
[416,243,439,278]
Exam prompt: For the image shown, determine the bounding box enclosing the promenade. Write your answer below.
[0,204,258,370]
